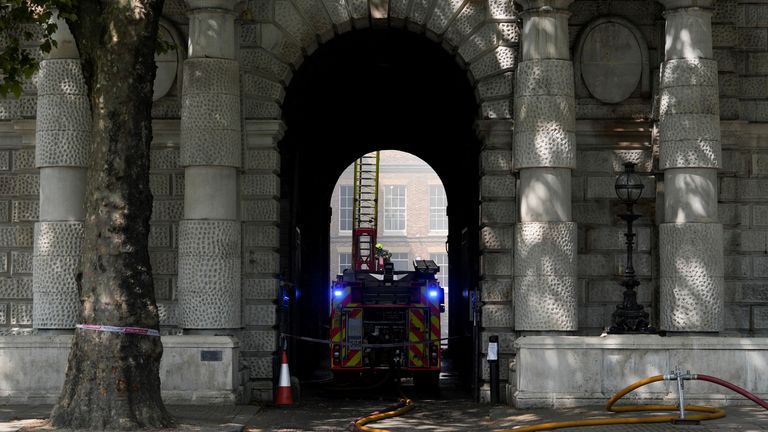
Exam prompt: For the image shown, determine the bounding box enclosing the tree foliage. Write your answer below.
[0,0,76,97]
[0,0,172,98]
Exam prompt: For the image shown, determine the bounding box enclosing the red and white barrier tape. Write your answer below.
[76,324,160,337]
[281,333,465,348]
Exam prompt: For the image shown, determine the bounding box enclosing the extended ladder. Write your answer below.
[352,151,380,271]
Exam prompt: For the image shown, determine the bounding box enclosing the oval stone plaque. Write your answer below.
[580,22,642,104]
[153,23,179,101]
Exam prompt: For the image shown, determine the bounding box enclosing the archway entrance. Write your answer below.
[278,28,480,390]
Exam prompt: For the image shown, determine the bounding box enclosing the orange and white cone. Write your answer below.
[275,350,293,406]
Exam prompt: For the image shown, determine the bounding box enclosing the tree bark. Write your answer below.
[49,0,174,428]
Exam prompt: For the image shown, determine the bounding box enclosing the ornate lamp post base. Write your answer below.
[608,278,656,334]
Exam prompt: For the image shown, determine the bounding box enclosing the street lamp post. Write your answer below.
[609,162,655,334]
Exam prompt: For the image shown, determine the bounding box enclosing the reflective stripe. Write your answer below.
[345,349,362,367]
[408,308,426,367]
[430,315,440,341]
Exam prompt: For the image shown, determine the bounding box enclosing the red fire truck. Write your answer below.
[329,152,444,387]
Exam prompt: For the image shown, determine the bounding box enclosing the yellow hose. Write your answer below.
[496,375,726,432]
[353,398,415,432]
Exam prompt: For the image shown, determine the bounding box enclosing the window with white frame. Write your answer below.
[383,185,406,232]
[339,185,353,232]
[430,253,449,289]
[338,253,352,275]
[429,185,447,231]
[390,252,410,271]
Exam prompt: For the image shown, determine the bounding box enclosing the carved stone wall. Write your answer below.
[515,222,578,330]
[478,119,515,399]
[0,122,36,334]
[148,121,185,330]
[659,223,724,331]
[240,120,283,402]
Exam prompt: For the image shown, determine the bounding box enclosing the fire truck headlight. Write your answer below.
[333,289,344,298]
[428,289,439,299]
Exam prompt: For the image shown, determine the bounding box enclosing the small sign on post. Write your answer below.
[488,335,500,404]
[487,338,498,361]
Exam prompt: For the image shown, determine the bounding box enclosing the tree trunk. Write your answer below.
[50,0,174,428]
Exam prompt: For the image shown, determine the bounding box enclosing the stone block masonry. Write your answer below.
[0,336,240,404]
[0,123,36,334]
[514,0,578,332]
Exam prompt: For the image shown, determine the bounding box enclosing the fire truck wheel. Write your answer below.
[413,372,440,391]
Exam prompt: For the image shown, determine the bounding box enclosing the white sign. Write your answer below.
[487,342,498,361]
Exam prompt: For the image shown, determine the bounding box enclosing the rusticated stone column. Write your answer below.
[32,17,88,330]
[178,0,242,330]
[513,0,577,331]
[659,0,724,332]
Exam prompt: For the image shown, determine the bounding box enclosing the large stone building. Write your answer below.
[1,0,768,406]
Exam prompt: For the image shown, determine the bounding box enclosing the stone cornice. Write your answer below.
[659,0,714,10]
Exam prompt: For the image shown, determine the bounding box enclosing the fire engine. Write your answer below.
[329,152,445,387]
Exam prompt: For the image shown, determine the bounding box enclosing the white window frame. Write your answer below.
[339,185,353,233]
[339,252,352,275]
[429,185,448,232]
[390,252,410,271]
[430,253,448,289]
[383,185,407,233]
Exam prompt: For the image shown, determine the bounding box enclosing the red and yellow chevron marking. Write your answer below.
[330,321,341,343]
[343,308,363,367]
[333,285,352,308]
[408,308,426,367]
[430,312,440,341]
[340,310,347,350]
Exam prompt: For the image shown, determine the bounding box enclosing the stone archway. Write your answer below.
[239,0,518,119]
[238,0,518,401]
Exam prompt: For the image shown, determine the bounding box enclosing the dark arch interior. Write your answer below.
[279,28,480,389]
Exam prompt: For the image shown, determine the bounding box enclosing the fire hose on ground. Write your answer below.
[349,371,768,432]
[351,398,415,432]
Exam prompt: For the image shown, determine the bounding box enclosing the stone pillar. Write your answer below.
[32,17,88,330]
[513,0,577,331]
[178,0,242,330]
[658,0,724,332]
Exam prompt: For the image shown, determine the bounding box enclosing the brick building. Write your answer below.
[0,0,767,406]
[329,151,450,339]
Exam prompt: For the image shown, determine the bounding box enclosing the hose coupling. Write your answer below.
[663,370,697,381]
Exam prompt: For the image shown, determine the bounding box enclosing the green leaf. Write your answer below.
[9,81,21,98]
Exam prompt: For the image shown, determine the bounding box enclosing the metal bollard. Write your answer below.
[488,335,499,404]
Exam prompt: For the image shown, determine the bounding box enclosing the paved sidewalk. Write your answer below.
[0,404,261,432]
[487,405,768,432]
[245,401,768,431]
[1,401,767,431]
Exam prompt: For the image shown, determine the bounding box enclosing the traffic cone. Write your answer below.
[275,350,293,406]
